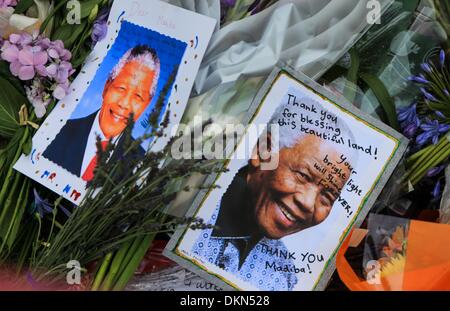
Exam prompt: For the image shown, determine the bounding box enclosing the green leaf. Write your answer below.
[343,48,360,103]
[40,0,71,34]
[71,45,92,68]
[80,0,104,19]
[22,134,32,156]
[1,128,25,180]
[14,0,34,14]
[0,77,28,139]
[0,150,7,172]
[359,72,400,131]
[52,21,88,50]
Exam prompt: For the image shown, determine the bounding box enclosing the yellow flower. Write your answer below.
[380,253,406,278]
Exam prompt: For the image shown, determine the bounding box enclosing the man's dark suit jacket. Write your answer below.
[43,111,145,178]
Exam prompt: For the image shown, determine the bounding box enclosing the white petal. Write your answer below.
[33,0,52,21]
[0,8,14,38]
[31,100,47,118]
[9,14,39,31]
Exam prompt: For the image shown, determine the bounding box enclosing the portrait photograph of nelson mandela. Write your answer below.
[191,97,357,291]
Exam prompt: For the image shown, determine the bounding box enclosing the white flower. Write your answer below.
[0,7,13,38]
[25,79,50,118]
[0,0,52,39]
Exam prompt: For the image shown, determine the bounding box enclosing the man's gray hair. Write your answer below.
[108,45,160,98]
[267,94,358,164]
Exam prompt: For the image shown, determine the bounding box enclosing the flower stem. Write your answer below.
[409,144,450,185]
[114,235,144,283]
[0,176,29,256]
[406,143,434,164]
[111,233,156,291]
[403,135,449,181]
[0,129,28,224]
[100,239,133,291]
[91,252,113,291]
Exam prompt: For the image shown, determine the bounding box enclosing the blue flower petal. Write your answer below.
[432,180,442,200]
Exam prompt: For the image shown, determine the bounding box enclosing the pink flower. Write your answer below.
[8,45,48,80]
[0,0,17,8]
[46,61,74,83]
[0,31,75,115]
[1,42,19,62]
[52,84,67,100]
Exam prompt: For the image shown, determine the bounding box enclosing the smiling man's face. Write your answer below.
[99,60,155,138]
[247,135,351,239]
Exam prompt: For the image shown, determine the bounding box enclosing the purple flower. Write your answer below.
[1,32,75,113]
[221,0,237,7]
[427,165,445,178]
[46,61,74,83]
[91,6,110,44]
[403,122,419,138]
[432,180,442,200]
[440,49,446,68]
[32,188,54,218]
[25,79,50,118]
[398,103,419,125]
[436,111,446,119]
[398,104,421,138]
[416,119,450,145]
[421,63,433,73]
[408,75,429,84]
[0,0,17,8]
[420,87,438,102]
[92,21,108,43]
[53,83,69,100]
[444,89,450,97]
[2,45,48,80]
[32,188,71,218]
[46,39,71,61]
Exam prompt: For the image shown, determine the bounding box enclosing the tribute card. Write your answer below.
[14,0,216,204]
[165,65,408,291]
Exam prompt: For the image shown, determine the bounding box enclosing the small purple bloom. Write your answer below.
[0,32,75,113]
[5,45,48,80]
[420,87,438,102]
[91,6,110,44]
[32,188,71,218]
[416,119,450,145]
[421,63,433,73]
[440,49,446,68]
[0,0,17,8]
[436,111,446,119]
[32,188,54,218]
[427,165,445,178]
[397,103,419,125]
[408,75,429,84]
[403,122,419,138]
[445,89,450,97]
[92,21,108,43]
[432,180,442,200]
[398,104,421,138]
